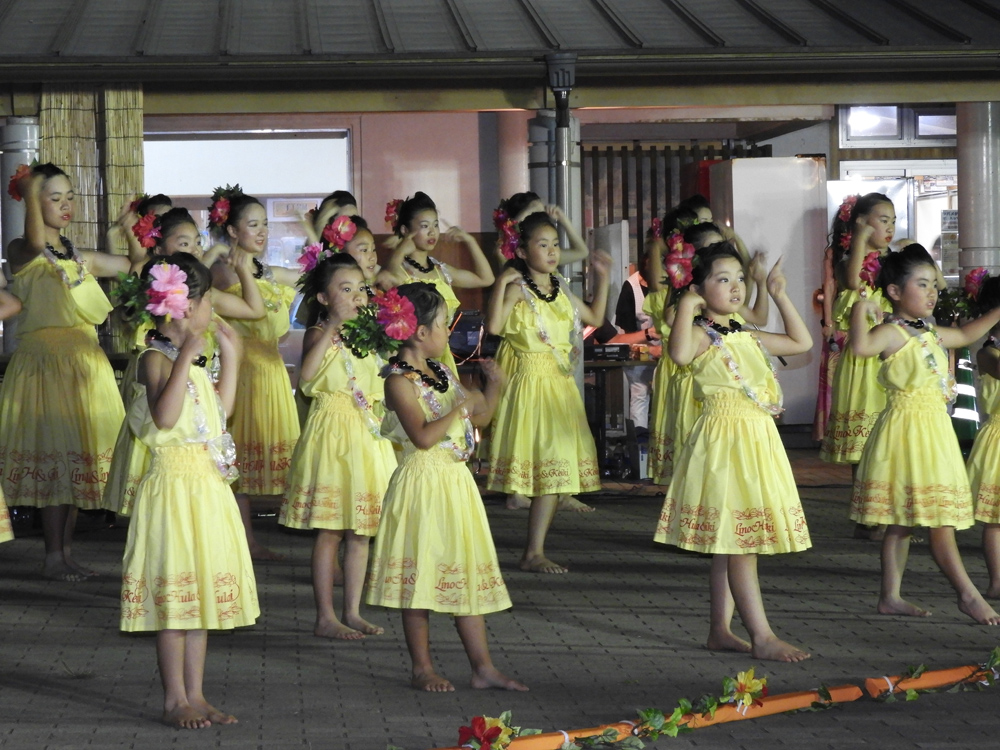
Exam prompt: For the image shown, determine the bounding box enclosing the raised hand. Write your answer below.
[748,251,768,284]
[590,250,612,280]
[766,256,787,298]
[679,287,706,315]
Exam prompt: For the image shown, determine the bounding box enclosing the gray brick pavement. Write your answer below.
[2,451,999,749]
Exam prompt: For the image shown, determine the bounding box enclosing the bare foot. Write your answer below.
[706,630,752,653]
[505,494,531,510]
[343,614,384,635]
[412,670,455,692]
[471,666,529,691]
[877,596,931,617]
[189,699,237,725]
[751,635,811,663]
[985,585,1000,600]
[558,494,595,513]
[41,562,88,583]
[958,594,1000,625]
[249,544,286,562]
[162,705,210,729]
[520,555,568,574]
[64,557,99,577]
[315,620,365,640]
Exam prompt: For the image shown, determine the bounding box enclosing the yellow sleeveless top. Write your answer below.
[222,278,296,341]
[12,253,112,335]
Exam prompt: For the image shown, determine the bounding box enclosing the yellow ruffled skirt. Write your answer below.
[0,494,12,543]
[121,445,259,631]
[229,338,300,496]
[969,417,1000,524]
[103,379,150,516]
[279,392,396,534]
[820,345,885,464]
[850,388,973,528]
[487,352,600,496]
[648,360,700,485]
[0,326,124,509]
[366,447,511,615]
[654,392,811,555]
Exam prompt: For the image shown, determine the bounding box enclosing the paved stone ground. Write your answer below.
[2,449,999,749]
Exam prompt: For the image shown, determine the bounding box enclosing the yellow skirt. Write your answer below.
[121,445,260,631]
[0,326,124,509]
[820,346,885,464]
[850,389,973,528]
[654,392,811,555]
[229,338,300,496]
[0,492,12,543]
[279,392,396,533]
[366,447,511,615]
[487,352,600,496]
[103,379,150,516]
[648,360,700,485]
[969,418,1000,524]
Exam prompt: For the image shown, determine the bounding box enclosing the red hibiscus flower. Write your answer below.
[209,198,230,227]
[837,194,858,223]
[965,267,989,300]
[131,213,162,249]
[322,215,358,249]
[457,716,502,749]
[385,198,403,228]
[375,288,418,341]
[7,163,32,202]
[859,251,881,288]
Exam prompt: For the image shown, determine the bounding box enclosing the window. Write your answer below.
[839,105,956,148]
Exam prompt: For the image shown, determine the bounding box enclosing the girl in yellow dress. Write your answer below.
[366,282,526,693]
[820,193,896,468]
[0,273,23,546]
[105,208,264,516]
[1,163,130,581]
[210,189,300,560]
[849,245,1000,625]
[377,192,494,374]
[656,243,813,662]
[120,253,258,729]
[485,212,611,574]
[280,253,396,640]
[645,221,768,484]
[967,274,1000,599]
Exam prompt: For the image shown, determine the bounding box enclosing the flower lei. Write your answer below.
[885,315,957,403]
[664,231,697,289]
[208,183,242,229]
[457,711,540,750]
[385,198,403,229]
[384,359,476,461]
[697,319,784,416]
[7,163,33,201]
[492,202,520,261]
[146,336,239,484]
[322,215,357,249]
[330,332,386,439]
[131,213,161,249]
[839,230,853,252]
[859,250,882,289]
[43,235,88,289]
[837,194,859,223]
[516,273,581,375]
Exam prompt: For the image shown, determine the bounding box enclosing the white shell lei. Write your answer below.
[44,236,87,289]
[147,340,239,483]
[517,274,582,375]
[698,321,784,417]
[885,316,957,404]
[331,333,386,440]
[387,361,476,461]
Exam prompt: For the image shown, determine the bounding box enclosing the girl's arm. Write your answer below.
[140,341,202,430]
[938,306,1000,349]
[81,250,131,278]
[848,299,899,358]
[548,206,589,265]
[484,266,523,336]
[208,250,266,319]
[201,243,230,270]
[844,223,875,291]
[668,289,709,366]
[467,359,507,427]
[739,251,770,326]
[574,250,612,327]
[8,174,47,268]
[439,226,494,288]
[375,235,412,289]
[214,320,241,416]
[298,322,335,384]
[384,373,467,450]
[977,344,1000,380]
[820,246,836,340]
[752,258,814,357]
[0,287,22,320]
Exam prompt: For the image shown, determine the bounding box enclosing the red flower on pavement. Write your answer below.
[457,716,503,749]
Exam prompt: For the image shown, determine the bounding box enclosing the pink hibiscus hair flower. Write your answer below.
[965,267,989,300]
[859,251,882,289]
[145,263,190,320]
[297,243,325,274]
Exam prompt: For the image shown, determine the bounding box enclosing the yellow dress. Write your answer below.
[486,284,600,496]
[850,327,971,528]
[365,368,511,615]
[223,278,300,495]
[0,498,12,543]
[403,260,460,374]
[105,319,222,516]
[820,287,892,464]
[279,337,396,533]
[966,364,1000,524]
[0,254,124,509]
[654,327,811,555]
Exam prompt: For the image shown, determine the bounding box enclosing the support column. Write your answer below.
[1,116,39,351]
[957,102,1000,274]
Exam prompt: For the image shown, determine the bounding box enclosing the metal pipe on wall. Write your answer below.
[957,102,1000,274]
[0,116,39,350]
